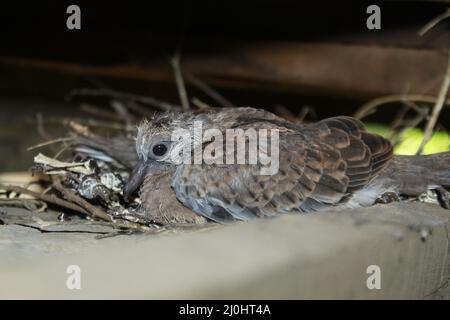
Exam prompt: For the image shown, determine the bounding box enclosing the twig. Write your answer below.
[298,106,317,123]
[416,48,450,155]
[415,9,450,154]
[0,184,90,216]
[80,104,122,121]
[191,97,212,109]
[52,178,151,230]
[27,137,74,151]
[0,183,148,230]
[274,104,295,118]
[36,113,73,157]
[387,101,428,144]
[354,94,450,119]
[66,118,132,132]
[110,100,134,125]
[0,198,47,212]
[53,144,70,160]
[33,153,94,175]
[28,116,132,132]
[36,113,53,142]
[119,100,156,117]
[51,178,112,222]
[418,9,450,36]
[186,73,235,108]
[86,78,153,119]
[389,104,411,131]
[67,121,94,138]
[170,54,190,110]
[394,108,428,144]
[68,88,180,111]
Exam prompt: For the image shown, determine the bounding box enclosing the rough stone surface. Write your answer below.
[0,202,448,299]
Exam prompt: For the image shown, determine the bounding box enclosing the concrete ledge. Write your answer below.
[0,202,448,299]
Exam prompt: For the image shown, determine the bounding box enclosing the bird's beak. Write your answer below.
[123,159,167,201]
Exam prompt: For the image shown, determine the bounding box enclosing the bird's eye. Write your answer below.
[152,143,168,157]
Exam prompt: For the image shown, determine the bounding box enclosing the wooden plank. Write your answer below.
[0,202,448,299]
[0,42,448,99]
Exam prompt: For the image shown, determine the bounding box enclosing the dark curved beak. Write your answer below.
[123,159,168,201]
[123,158,148,201]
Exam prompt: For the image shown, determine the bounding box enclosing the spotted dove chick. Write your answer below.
[123,107,450,223]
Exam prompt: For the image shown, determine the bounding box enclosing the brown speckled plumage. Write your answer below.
[74,107,449,224]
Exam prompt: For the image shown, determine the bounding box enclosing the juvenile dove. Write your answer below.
[122,107,450,223]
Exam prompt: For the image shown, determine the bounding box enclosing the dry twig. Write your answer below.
[0,184,90,216]
[416,48,450,154]
[415,9,450,154]
[191,97,212,109]
[170,54,190,110]
[80,104,123,121]
[27,137,74,151]
[36,113,53,142]
[186,73,235,108]
[354,94,450,119]
[51,178,112,222]
[418,8,450,36]
[68,88,180,111]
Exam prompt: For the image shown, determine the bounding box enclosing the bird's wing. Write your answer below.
[172,116,393,222]
[300,116,393,210]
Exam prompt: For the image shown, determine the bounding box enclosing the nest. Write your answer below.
[0,113,164,235]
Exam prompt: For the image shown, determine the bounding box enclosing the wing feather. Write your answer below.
[171,111,393,221]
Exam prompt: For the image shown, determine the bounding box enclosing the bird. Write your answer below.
[72,122,208,225]
[119,107,449,223]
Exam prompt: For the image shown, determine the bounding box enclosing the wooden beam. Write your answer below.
[0,42,448,99]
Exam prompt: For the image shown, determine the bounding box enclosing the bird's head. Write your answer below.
[122,112,198,200]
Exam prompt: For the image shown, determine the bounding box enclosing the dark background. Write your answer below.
[0,1,448,102]
[0,1,448,171]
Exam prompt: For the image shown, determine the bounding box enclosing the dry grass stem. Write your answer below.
[69,88,180,111]
[186,73,235,108]
[51,178,112,222]
[418,8,450,36]
[27,137,74,151]
[170,54,190,111]
[416,48,450,154]
[354,94,450,119]
[0,183,90,215]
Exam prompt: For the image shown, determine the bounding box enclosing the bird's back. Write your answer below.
[172,113,394,222]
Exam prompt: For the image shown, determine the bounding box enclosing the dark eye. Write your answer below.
[152,143,168,157]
